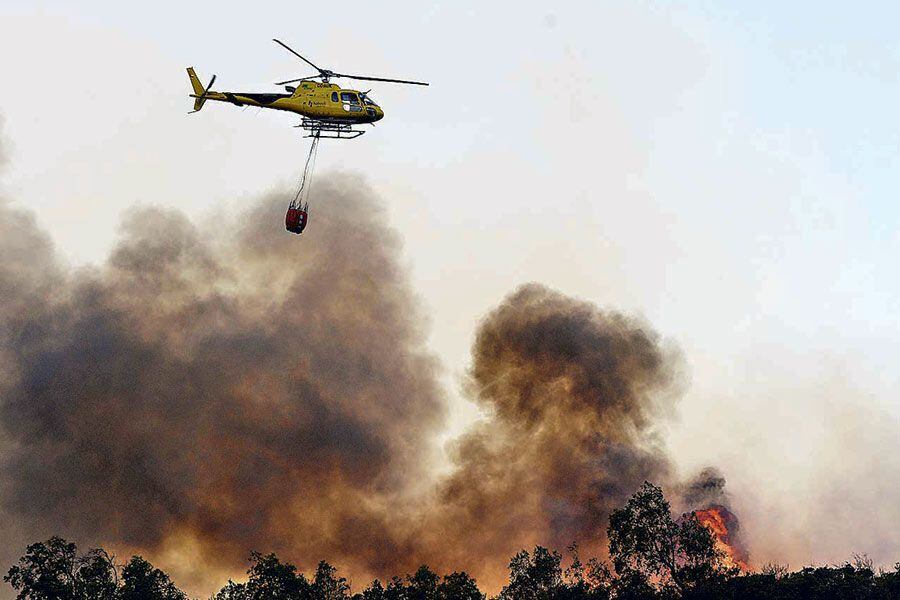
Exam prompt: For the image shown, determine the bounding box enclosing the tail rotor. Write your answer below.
[187,67,217,113]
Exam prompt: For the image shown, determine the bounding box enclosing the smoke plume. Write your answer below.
[421,284,682,582]
[0,127,693,594]
[0,170,447,589]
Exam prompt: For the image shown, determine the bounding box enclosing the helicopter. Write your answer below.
[187,39,428,139]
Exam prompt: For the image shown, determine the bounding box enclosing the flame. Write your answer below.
[694,505,751,571]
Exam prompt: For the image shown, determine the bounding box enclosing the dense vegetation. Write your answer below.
[6,483,898,600]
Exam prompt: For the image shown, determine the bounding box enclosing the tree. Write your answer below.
[436,572,483,600]
[77,551,119,600]
[312,561,349,600]
[405,566,438,600]
[498,547,563,600]
[4,538,117,600]
[356,579,387,600]
[213,580,249,600]
[583,557,613,600]
[557,544,612,600]
[874,563,900,599]
[118,557,186,600]
[607,482,723,594]
[236,552,310,600]
[384,576,408,600]
[609,571,659,600]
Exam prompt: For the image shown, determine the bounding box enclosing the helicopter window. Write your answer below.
[331,92,338,102]
[340,92,360,104]
[363,96,378,107]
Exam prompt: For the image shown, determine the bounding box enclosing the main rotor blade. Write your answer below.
[272,39,322,73]
[335,72,429,86]
[275,75,320,85]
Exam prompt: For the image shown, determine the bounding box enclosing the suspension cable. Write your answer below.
[291,135,320,209]
[305,135,321,209]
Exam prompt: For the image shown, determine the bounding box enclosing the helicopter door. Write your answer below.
[340,91,363,114]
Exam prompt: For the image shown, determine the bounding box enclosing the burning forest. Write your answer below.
[1,117,897,599]
[6,482,899,600]
[0,158,752,597]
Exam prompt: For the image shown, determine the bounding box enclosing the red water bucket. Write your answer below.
[285,208,308,234]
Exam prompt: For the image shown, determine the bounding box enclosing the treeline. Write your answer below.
[5,483,899,600]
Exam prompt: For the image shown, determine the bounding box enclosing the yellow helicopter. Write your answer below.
[187,39,428,139]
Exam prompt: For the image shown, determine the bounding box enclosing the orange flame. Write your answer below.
[695,506,750,571]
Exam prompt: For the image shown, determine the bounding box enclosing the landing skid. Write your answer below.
[296,118,365,139]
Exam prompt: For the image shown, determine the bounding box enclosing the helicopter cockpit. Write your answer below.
[361,95,381,119]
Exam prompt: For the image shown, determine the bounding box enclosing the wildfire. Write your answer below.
[694,505,750,571]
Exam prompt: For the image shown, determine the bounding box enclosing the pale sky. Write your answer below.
[1,0,899,569]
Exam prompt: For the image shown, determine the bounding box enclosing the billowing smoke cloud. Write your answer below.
[421,284,682,582]
[0,170,447,589]
[0,127,691,595]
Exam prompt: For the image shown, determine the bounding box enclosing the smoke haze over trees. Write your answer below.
[6,484,899,600]
[0,123,896,600]
[0,111,702,595]
[0,173,448,589]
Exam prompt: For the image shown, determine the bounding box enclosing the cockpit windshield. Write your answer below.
[362,95,378,107]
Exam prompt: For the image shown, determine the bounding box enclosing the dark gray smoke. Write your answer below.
[0,126,693,595]
[682,467,729,509]
[0,169,446,589]
[420,284,682,585]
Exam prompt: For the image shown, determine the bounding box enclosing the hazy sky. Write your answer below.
[1,0,899,570]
